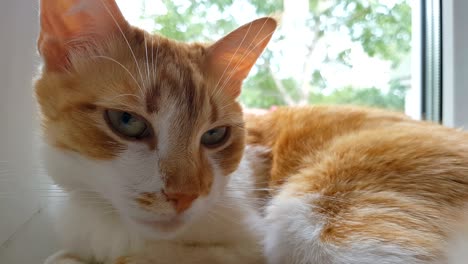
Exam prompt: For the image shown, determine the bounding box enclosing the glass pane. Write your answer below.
[117,0,418,116]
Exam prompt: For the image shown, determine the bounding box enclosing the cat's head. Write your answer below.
[35,0,276,238]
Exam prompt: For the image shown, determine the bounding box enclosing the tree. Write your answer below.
[142,0,412,111]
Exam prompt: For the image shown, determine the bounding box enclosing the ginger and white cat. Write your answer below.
[35,0,468,264]
[37,0,274,263]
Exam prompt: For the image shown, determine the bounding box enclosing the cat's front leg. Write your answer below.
[44,251,89,264]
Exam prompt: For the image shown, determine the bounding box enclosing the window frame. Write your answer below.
[421,0,443,122]
[441,0,468,129]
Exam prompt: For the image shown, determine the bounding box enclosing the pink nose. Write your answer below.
[163,192,198,213]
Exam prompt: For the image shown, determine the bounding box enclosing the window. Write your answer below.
[116,0,420,116]
[421,0,442,122]
[441,0,468,129]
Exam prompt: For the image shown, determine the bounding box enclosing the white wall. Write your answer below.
[442,0,468,129]
[0,0,41,246]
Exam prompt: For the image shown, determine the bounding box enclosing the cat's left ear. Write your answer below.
[205,17,277,97]
[38,0,128,72]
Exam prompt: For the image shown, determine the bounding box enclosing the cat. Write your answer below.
[36,0,276,263]
[35,0,468,264]
[244,105,468,264]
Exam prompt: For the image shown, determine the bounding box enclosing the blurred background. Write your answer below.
[117,0,416,115]
[1,0,467,263]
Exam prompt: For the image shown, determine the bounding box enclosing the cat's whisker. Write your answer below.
[91,55,143,96]
[95,99,142,111]
[224,191,270,201]
[217,100,239,112]
[102,93,143,103]
[144,31,151,89]
[153,36,162,89]
[94,101,142,112]
[98,0,145,92]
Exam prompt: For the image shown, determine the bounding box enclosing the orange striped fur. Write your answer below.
[246,105,468,263]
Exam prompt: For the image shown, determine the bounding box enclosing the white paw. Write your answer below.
[44,251,87,264]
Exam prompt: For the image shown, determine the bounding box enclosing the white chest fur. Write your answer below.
[44,145,266,264]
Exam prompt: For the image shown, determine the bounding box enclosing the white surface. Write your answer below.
[0,1,59,263]
[0,0,42,248]
[0,203,59,264]
[442,0,468,129]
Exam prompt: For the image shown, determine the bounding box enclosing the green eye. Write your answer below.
[201,126,229,148]
[105,110,149,139]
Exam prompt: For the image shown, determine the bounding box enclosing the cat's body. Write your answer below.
[35,0,468,264]
[245,105,468,264]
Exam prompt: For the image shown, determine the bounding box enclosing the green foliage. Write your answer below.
[341,0,412,66]
[249,0,283,15]
[144,0,412,112]
[310,82,408,110]
[241,68,286,108]
[147,0,237,41]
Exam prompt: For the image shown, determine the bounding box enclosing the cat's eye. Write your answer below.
[105,110,149,139]
[201,126,230,148]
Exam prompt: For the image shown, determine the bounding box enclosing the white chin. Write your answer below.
[128,217,188,239]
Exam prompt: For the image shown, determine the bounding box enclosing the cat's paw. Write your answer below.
[44,251,87,264]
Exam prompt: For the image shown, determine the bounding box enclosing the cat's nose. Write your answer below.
[163,191,198,213]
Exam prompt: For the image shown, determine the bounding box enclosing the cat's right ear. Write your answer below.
[38,0,128,72]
